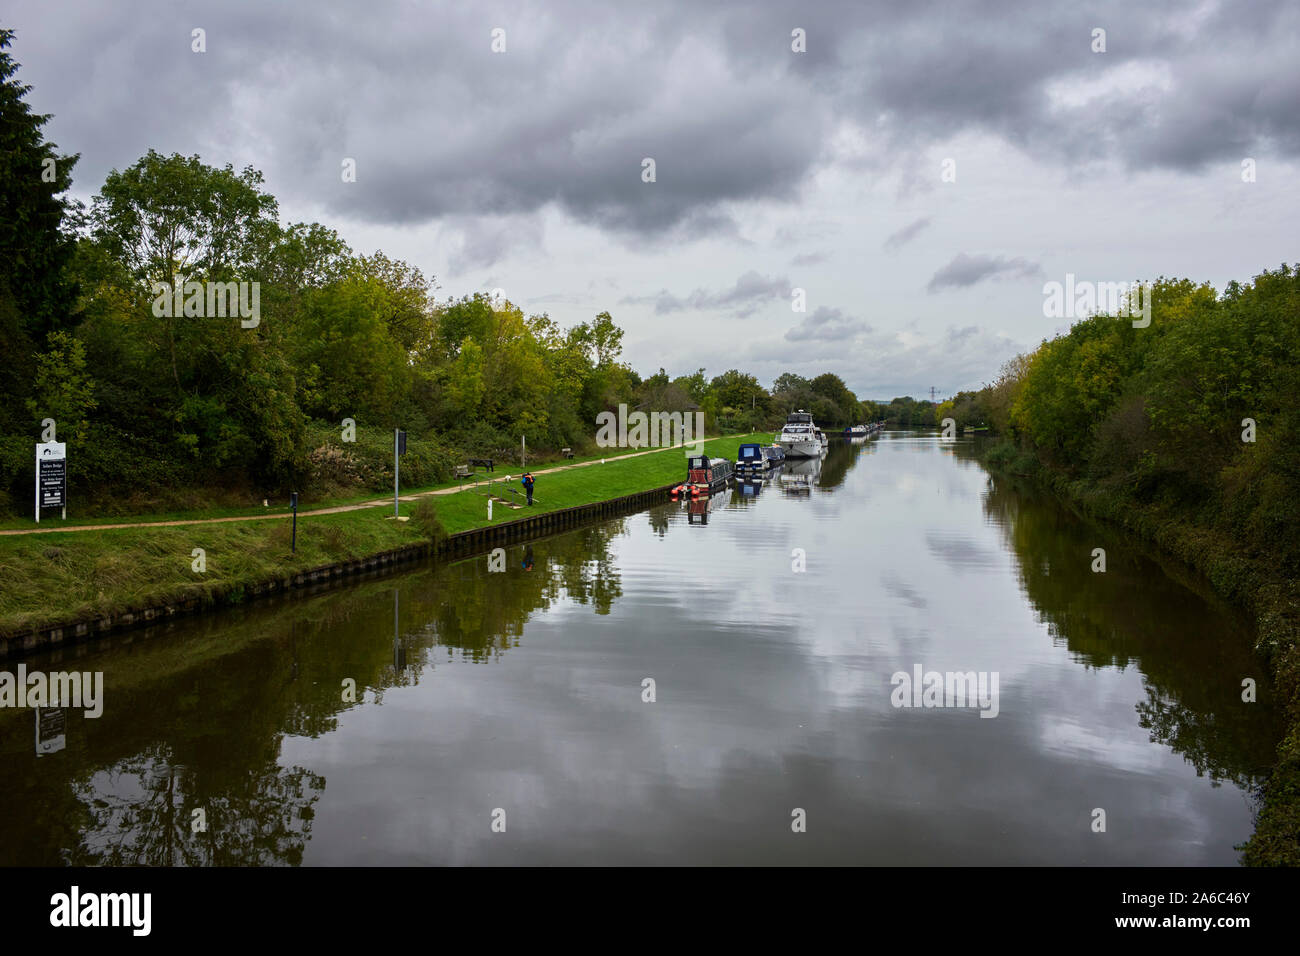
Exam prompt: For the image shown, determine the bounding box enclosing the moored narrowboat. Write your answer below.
[673,453,734,497]
[688,453,733,489]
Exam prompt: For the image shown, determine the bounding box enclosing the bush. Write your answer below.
[1087,393,1151,485]
[982,440,1016,469]
[302,420,455,493]
[306,442,381,491]
[411,498,447,544]
[982,440,1039,477]
[0,432,28,514]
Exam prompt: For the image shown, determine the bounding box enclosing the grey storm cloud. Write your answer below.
[445,215,545,275]
[8,0,1298,239]
[623,271,789,317]
[926,253,1042,292]
[884,217,932,251]
[784,306,870,343]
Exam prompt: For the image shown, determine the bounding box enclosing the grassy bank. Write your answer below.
[0,433,769,636]
[0,429,721,531]
[979,438,1300,866]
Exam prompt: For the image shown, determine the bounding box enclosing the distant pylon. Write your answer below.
[929,386,937,402]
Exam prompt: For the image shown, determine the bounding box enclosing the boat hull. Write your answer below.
[779,439,822,458]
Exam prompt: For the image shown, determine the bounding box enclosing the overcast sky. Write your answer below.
[8,0,1298,399]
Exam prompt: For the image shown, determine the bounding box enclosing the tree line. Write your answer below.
[941,270,1300,576]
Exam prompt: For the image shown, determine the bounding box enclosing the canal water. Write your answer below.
[0,433,1282,865]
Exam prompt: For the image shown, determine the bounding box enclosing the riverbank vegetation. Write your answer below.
[0,432,769,636]
[948,268,1300,865]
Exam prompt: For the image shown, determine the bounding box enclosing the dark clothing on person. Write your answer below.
[521,473,535,505]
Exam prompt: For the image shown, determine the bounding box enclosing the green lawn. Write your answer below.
[430,432,771,533]
[0,434,729,530]
[0,433,770,634]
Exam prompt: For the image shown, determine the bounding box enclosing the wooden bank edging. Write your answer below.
[0,483,679,659]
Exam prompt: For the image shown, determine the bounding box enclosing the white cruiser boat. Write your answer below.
[777,410,823,458]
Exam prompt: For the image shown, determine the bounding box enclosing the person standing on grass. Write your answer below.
[521,471,535,505]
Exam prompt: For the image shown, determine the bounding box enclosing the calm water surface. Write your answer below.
[0,432,1282,865]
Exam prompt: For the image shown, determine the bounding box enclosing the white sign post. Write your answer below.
[35,441,66,523]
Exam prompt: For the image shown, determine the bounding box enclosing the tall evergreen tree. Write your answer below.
[0,27,80,431]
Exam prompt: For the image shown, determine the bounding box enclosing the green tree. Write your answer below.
[434,294,495,360]
[672,368,709,404]
[353,251,436,357]
[710,369,765,410]
[91,149,278,284]
[81,152,304,481]
[809,373,859,425]
[772,372,810,394]
[444,338,485,419]
[589,310,624,367]
[292,273,411,423]
[25,331,97,442]
[0,29,80,433]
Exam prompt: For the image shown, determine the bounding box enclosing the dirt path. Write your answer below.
[0,442,699,536]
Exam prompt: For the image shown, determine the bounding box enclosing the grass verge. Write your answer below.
[0,432,723,530]
[0,433,770,635]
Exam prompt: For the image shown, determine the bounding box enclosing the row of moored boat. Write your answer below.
[671,410,883,500]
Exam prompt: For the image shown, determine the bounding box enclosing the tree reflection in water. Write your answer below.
[0,517,630,865]
[968,441,1283,788]
[66,746,323,866]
